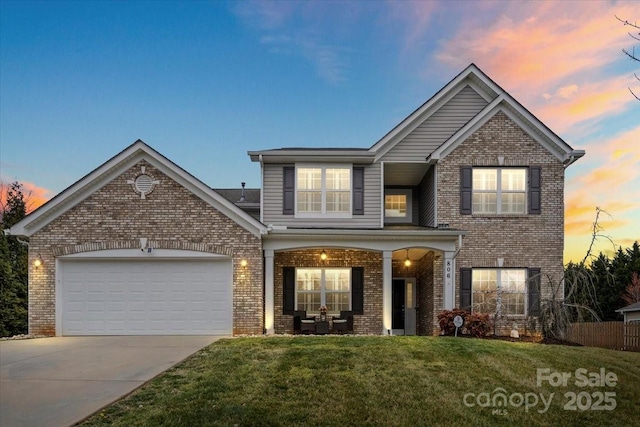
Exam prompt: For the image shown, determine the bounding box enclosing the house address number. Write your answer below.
[445,258,453,291]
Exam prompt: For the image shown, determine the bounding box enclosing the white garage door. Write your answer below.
[60,259,232,335]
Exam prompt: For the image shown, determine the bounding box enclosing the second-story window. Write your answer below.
[385,195,406,217]
[472,168,526,214]
[296,166,351,216]
[384,189,412,223]
[297,168,322,213]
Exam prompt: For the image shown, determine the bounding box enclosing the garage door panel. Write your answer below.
[60,259,232,335]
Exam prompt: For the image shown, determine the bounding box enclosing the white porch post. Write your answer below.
[382,250,393,334]
[264,249,275,335]
[443,251,455,310]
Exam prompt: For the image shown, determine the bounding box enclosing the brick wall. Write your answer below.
[28,160,264,336]
[437,111,565,334]
[393,252,441,336]
[273,249,382,334]
[414,252,436,335]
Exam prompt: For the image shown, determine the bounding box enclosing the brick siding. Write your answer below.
[437,111,565,334]
[273,249,382,334]
[28,160,263,336]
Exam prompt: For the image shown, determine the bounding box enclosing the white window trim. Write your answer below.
[471,268,528,316]
[473,168,527,215]
[295,268,351,315]
[294,164,353,219]
[384,189,413,224]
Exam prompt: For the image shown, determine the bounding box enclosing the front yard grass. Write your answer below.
[80,336,640,426]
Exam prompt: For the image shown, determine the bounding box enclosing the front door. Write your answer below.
[392,279,405,330]
[392,278,417,335]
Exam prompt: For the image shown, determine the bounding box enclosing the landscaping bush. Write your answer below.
[438,309,492,337]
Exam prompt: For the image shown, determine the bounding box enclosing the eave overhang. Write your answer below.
[425,96,585,167]
[262,227,466,253]
[9,140,268,239]
[248,149,375,164]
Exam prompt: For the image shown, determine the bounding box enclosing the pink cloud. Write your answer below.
[543,84,578,100]
[536,75,638,133]
[433,1,638,131]
[564,127,640,259]
[1,179,51,215]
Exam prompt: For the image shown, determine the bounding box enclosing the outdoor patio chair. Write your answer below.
[300,318,316,334]
[332,311,354,334]
[293,310,307,334]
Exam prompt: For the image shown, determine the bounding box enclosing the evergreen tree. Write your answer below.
[0,232,27,336]
[589,252,620,320]
[0,181,29,336]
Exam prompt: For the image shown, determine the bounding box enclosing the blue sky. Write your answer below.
[1,0,638,263]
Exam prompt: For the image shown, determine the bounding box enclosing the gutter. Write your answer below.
[563,150,586,168]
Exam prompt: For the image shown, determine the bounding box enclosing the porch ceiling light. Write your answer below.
[320,250,328,261]
[34,254,42,269]
[404,249,411,267]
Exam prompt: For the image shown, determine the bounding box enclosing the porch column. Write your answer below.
[264,249,275,335]
[382,250,392,334]
[443,251,455,310]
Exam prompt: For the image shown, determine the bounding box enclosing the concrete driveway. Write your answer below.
[0,335,223,427]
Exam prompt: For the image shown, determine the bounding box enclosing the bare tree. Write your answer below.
[616,15,640,101]
[535,208,616,340]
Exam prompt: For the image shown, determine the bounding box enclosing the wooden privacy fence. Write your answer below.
[566,322,640,352]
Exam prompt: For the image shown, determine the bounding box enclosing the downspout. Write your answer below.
[450,234,463,310]
[453,234,463,259]
[563,155,576,169]
[259,154,264,224]
[2,229,29,246]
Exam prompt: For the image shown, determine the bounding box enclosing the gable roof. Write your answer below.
[373,64,584,165]
[616,301,640,313]
[249,64,584,166]
[7,140,267,238]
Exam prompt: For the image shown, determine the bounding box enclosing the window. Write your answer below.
[384,189,412,223]
[296,166,351,216]
[385,195,406,217]
[472,269,526,315]
[472,168,526,214]
[296,268,351,314]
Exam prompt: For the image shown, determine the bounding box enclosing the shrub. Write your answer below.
[438,309,492,337]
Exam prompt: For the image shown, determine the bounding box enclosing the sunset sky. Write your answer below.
[1,0,638,264]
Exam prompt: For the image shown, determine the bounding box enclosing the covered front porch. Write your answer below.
[262,228,464,335]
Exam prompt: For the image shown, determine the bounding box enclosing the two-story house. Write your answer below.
[8,64,583,337]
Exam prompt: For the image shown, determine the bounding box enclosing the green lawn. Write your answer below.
[80,337,640,427]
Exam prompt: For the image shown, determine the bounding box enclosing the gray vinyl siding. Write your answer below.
[411,188,419,225]
[262,163,382,228]
[418,167,435,227]
[381,85,489,162]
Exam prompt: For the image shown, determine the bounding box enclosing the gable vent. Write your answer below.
[127,165,160,199]
[135,175,154,194]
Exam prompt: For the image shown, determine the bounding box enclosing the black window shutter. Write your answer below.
[351,267,364,314]
[528,167,541,215]
[283,267,295,315]
[528,268,541,316]
[460,167,472,215]
[353,167,364,215]
[460,268,472,312]
[283,167,295,215]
